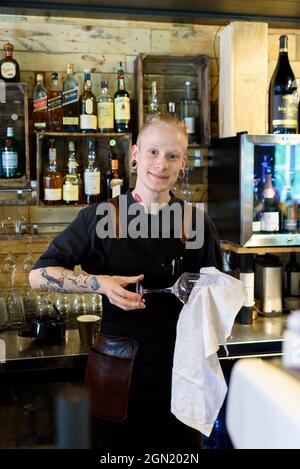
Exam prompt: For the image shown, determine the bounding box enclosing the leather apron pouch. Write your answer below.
[84,333,139,422]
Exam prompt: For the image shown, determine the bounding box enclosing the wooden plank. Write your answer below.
[219,22,268,138]
[221,242,300,255]
[151,29,216,56]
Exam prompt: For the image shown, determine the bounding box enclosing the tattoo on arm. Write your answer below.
[68,272,89,288]
[90,276,100,291]
[41,268,65,289]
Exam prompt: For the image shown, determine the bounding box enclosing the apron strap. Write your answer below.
[107,197,122,239]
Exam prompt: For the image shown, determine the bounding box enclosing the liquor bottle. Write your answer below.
[33,73,48,132]
[79,70,97,133]
[84,140,101,204]
[0,43,20,82]
[285,252,300,297]
[260,169,279,232]
[43,142,63,205]
[97,80,114,132]
[62,64,79,132]
[269,35,298,134]
[0,127,23,178]
[105,142,123,198]
[180,81,199,144]
[48,72,63,132]
[148,80,159,115]
[63,141,83,205]
[282,186,298,232]
[114,62,131,132]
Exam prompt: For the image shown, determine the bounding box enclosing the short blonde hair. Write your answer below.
[136,113,188,148]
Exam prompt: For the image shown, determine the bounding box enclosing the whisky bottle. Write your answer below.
[33,73,48,132]
[0,43,20,82]
[269,35,298,134]
[84,140,101,204]
[48,72,63,132]
[43,142,63,205]
[0,127,23,178]
[97,80,114,132]
[114,62,131,132]
[80,70,97,133]
[63,141,83,205]
[180,81,199,144]
[62,64,79,132]
[105,159,123,199]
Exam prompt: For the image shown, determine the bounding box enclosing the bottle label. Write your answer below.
[34,122,46,130]
[252,221,261,232]
[97,101,114,129]
[184,117,195,134]
[63,184,79,202]
[272,94,298,129]
[261,211,279,231]
[63,117,79,125]
[44,188,62,201]
[111,178,122,198]
[80,114,97,130]
[34,97,47,112]
[2,151,18,169]
[84,171,100,195]
[1,62,16,79]
[114,97,130,121]
[62,88,79,106]
[48,94,62,111]
[85,98,94,115]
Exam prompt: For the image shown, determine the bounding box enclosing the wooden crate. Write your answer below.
[0,82,30,187]
[36,131,132,205]
[135,54,211,145]
[219,22,268,137]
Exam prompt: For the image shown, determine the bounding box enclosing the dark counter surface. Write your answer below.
[0,315,286,372]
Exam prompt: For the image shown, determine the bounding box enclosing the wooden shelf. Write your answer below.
[221,241,300,255]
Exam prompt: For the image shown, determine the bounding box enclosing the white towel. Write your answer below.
[171,267,246,437]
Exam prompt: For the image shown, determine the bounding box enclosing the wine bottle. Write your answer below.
[62,63,79,132]
[282,186,298,233]
[114,62,131,132]
[0,43,20,82]
[148,80,159,116]
[80,70,97,133]
[260,169,279,232]
[269,35,298,134]
[285,252,300,297]
[105,141,123,199]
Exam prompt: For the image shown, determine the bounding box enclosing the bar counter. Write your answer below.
[0,315,286,372]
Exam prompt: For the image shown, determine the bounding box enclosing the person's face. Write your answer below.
[132,124,187,194]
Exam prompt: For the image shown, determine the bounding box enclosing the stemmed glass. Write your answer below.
[136,272,202,304]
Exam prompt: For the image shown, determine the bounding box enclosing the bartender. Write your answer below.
[29,113,222,451]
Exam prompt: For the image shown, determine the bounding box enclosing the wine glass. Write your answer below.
[136,272,202,304]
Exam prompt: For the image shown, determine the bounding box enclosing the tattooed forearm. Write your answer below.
[41,268,65,289]
[35,267,102,294]
[90,276,100,291]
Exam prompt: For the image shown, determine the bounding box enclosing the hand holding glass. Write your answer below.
[136,272,202,304]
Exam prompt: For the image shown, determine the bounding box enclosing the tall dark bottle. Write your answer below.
[269,35,298,134]
[114,62,131,132]
[0,43,20,82]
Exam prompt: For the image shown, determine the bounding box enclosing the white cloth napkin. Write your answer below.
[171,267,246,437]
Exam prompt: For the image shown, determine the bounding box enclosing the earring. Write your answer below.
[178,168,185,179]
[130,159,138,169]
